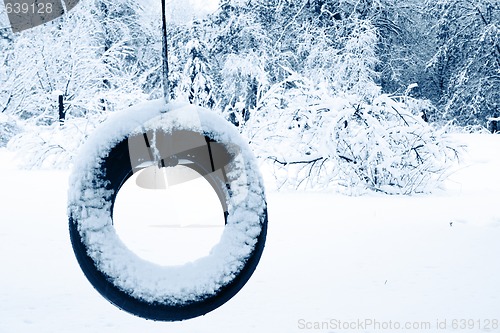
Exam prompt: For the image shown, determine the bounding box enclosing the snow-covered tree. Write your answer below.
[3,0,154,167]
[427,0,500,127]
[245,67,461,194]
[208,2,271,127]
[179,21,215,108]
[1,0,466,193]
[330,18,380,98]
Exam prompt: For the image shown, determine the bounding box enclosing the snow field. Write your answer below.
[1,133,500,332]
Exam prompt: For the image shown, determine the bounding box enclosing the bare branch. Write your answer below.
[1,94,12,113]
[269,156,324,166]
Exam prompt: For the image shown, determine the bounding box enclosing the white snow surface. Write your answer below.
[67,100,266,305]
[1,133,500,332]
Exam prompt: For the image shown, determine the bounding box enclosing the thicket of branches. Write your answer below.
[1,0,491,193]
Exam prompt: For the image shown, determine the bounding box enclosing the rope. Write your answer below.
[161,0,170,104]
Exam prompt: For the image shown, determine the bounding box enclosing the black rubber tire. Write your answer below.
[69,123,267,321]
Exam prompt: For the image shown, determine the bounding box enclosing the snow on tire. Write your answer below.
[68,100,267,321]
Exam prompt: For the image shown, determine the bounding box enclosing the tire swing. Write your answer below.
[68,101,268,321]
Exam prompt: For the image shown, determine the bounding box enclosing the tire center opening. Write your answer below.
[113,165,225,266]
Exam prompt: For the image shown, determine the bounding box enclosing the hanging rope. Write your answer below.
[161,0,170,103]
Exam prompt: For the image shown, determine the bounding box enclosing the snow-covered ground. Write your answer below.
[1,134,500,333]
